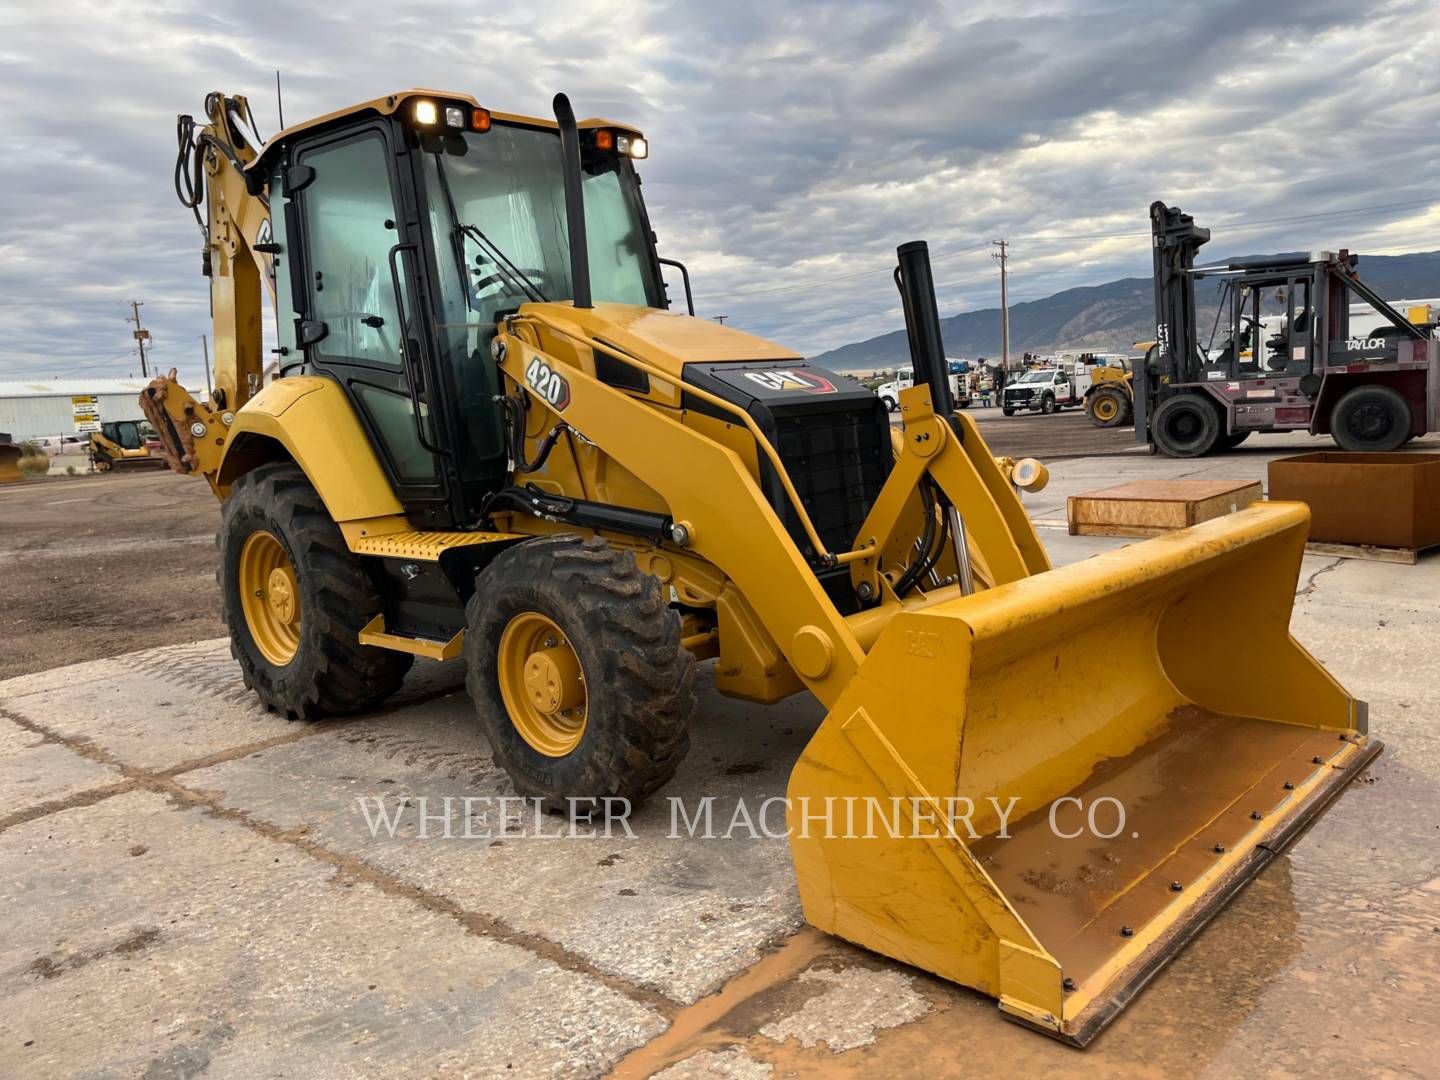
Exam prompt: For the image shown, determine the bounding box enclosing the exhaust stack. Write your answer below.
[552,93,592,309]
[895,240,954,416]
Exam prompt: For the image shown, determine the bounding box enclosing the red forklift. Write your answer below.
[1137,201,1438,456]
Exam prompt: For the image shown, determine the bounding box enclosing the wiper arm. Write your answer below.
[457,222,547,304]
[429,152,547,306]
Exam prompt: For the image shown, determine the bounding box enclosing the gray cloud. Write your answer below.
[1,0,1437,383]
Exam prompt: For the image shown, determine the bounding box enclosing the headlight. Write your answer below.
[413,99,439,126]
[445,105,465,128]
[616,134,648,159]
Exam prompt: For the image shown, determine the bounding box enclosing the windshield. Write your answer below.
[425,124,662,327]
[1015,369,1055,383]
[418,123,663,494]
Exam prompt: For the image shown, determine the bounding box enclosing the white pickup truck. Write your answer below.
[1000,367,1091,415]
[875,370,971,412]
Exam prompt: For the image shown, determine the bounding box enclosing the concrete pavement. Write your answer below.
[2,437,1437,1078]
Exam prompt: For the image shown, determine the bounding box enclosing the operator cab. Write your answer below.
[256,92,668,528]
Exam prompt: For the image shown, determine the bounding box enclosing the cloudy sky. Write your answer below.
[2,0,1439,384]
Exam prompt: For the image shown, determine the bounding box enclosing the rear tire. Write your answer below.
[1087,386,1128,428]
[1331,385,1411,452]
[1151,394,1221,458]
[219,463,413,720]
[466,534,696,812]
[1215,431,1250,451]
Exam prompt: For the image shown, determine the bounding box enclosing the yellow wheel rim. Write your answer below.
[239,530,301,666]
[1093,395,1119,421]
[498,612,587,757]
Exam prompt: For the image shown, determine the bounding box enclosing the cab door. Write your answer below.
[283,122,455,525]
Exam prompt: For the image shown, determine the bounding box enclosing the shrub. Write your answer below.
[18,442,50,477]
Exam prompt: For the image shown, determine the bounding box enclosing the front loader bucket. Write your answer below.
[0,443,22,485]
[788,501,1378,1045]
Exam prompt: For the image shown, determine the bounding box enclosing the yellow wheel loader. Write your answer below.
[1083,363,1134,428]
[0,432,21,485]
[143,89,1379,1044]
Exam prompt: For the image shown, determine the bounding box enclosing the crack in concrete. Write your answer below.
[0,704,681,1020]
[1297,557,1345,598]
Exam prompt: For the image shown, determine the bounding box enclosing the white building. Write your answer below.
[0,378,164,442]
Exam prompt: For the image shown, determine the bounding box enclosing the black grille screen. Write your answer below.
[770,407,889,560]
[682,361,892,567]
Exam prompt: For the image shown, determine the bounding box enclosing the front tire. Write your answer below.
[1040,394,1056,415]
[219,463,413,720]
[1087,387,1127,428]
[883,397,898,413]
[466,535,696,811]
[1002,407,1016,417]
[1151,394,1221,458]
[1331,385,1412,452]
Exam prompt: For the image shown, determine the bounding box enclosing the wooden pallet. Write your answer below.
[1067,479,1262,537]
[1303,539,1437,565]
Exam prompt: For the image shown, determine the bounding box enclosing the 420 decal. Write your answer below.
[525,357,572,411]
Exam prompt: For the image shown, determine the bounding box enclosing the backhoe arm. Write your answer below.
[141,92,271,481]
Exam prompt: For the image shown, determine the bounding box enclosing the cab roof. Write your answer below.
[248,88,642,176]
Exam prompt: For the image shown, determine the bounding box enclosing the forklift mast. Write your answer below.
[1149,200,1210,383]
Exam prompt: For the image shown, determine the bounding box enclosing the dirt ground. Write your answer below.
[0,407,1129,680]
[0,470,222,680]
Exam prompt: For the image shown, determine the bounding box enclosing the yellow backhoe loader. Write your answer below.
[143,89,1379,1044]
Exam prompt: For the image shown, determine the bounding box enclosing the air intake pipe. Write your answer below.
[553,93,592,309]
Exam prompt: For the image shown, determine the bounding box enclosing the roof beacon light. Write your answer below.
[472,108,492,132]
[413,99,439,126]
[594,129,615,150]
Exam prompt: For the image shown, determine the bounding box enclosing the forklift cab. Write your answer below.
[1207,263,1318,381]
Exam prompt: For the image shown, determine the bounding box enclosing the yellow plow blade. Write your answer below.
[788,501,1378,1045]
[0,443,22,485]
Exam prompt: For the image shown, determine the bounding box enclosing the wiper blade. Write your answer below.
[458,223,547,305]
[430,153,547,306]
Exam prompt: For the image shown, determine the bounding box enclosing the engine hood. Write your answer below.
[520,302,801,378]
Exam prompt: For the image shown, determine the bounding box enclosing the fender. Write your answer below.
[216,376,403,521]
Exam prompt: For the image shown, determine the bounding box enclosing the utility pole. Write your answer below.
[713,314,729,326]
[991,240,1010,370]
[127,300,150,379]
[201,334,213,398]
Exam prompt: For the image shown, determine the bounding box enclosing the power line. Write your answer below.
[707,240,994,301]
[991,240,1010,369]
[1016,197,1438,243]
[127,300,150,379]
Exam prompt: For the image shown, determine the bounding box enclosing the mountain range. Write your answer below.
[810,251,1440,371]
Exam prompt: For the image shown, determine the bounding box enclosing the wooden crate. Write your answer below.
[1068,479,1262,537]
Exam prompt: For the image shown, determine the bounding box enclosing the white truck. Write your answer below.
[875,367,971,412]
[1000,367,1092,415]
